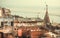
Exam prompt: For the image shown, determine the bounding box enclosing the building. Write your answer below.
[44,4,50,26]
[0,5,59,38]
[0,7,11,17]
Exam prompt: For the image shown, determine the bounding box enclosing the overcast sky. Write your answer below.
[0,0,60,23]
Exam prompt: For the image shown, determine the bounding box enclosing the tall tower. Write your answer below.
[44,4,50,25]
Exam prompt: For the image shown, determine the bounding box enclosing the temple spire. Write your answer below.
[44,4,50,25]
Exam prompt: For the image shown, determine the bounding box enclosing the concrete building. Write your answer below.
[0,17,14,27]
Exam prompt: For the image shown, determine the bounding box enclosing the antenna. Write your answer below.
[45,1,47,5]
[37,12,40,18]
[52,20,53,23]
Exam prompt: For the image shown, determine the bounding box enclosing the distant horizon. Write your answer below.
[0,0,60,23]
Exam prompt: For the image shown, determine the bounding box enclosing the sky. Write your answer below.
[0,0,60,23]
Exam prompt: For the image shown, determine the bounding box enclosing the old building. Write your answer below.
[0,5,59,38]
[0,7,13,27]
[44,5,50,26]
[0,7,11,17]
